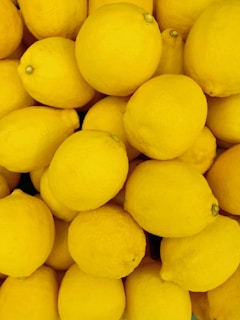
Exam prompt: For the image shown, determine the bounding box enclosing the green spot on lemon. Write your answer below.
[143,12,154,23]
[169,30,179,38]
[111,134,120,143]
[211,203,219,216]
[25,65,34,75]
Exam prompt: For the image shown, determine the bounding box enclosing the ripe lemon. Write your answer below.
[0,189,55,277]
[75,2,162,96]
[177,126,217,174]
[184,0,240,97]
[124,261,192,320]
[0,166,21,191]
[190,292,211,320]
[0,0,23,59]
[58,263,126,320]
[17,36,96,109]
[82,95,140,160]
[206,144,240,215]
[160,215,240,292]
[48,129,129,211]
[0,106,80,173]
[0,265,59,320]
[0,59,35,119]
[124,158,219,238]
[68,203,146,279]
[30,167,45,192]
[18,0,87,40]
[123,74,208,160]
[0,174,10,199]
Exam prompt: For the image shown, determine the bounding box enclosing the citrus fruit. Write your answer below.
[58,263,126,320]
[0,265,59,320]
[124,158,219,238]
[0,106,80,173]
[0,166,21,191]
[68,203,146,279]
[124,260,192,320]
[160,214,240,292]
[123,74,208,160]
[30,167,45,192]
[184,0,240,97]
[75,2,162,96]
[47,129,129,211]
[0,174,10,199]
[0,189,55,277]
[190,292,211,320]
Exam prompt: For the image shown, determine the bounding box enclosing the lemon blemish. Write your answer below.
[25,65,34,75]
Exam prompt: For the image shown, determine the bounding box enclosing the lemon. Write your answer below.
[45,217,74,271]
[0,59,34,119]
[48,129,129,211]
[0,106,80,173]
[68,203,146,279]
[184,0,240,97]
[17,36,96,109]
[0,189,55,277]
[124,261,192,320]
[177,126,217,174]
[0,265,59,320]
[0,174,10,199]
[30,167,45,192]
[82,95,140,161]
[0,0,23,59]
[190,292,211,320]
[123,74,208,160]
[75,2,162,96]
[58,263,126,320]
[160,214,240,292]
[124,158,219,238]
[0,166,21,191]
[18,0,87,39]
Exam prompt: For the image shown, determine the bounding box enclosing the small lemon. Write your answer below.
[30,167,45,192]
[124,159,219,238]
[48,129,129,211]
[0,106,80,172]
[124,261,192,320]
[123,74,208,160]
[17,37,96,109]
[160,215,240,292]
[58,263,126,320]
[0,189,55,277]
[0,265,59,320]
[75,2,162,96]
[68,203,146,279]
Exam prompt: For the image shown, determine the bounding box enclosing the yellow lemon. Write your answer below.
[18,37,96,109]
[29,167,45,192]
[18,0,87,39]
[0,174,10,199]
[206,144,240,215]
[0,106,80,173]
[184,0,240,97]
[124,261,192,320]
[46,217,74,271]
[206,94,240,144]
[0,265,59,320]
[0,59,35,119]
[0,0,23,59]
[123,74,208,160]
[160,214,240,292]
[0,189,55,277]
[190,292,211,320]
[75,2,162,96]
[0,166,21,191]
[68,203,146,279]
[58,263,126,320]
[177,126,217,174]
[124,158,219,238]
[82,95,140,161]
[48,129,129,211]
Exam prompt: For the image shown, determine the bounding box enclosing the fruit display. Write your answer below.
[0,0,240,319]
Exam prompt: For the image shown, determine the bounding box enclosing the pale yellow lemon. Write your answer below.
[48,129,129,211]
[124,261,192,320]
[0,265,59,320]
[0,189,55,277]
[0,0,23,59]
[184,0,240,97]
[124,158,219,238]
[17,36,96,109]
[160,215,240,292]
[75,2,162,96]
[123,74,208,160]
[18,0,87,40]
[58,263,126,320]
[68,203,146,279]
[0,106,80,172]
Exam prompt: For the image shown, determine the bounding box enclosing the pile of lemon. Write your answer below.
[1,0,240,319]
